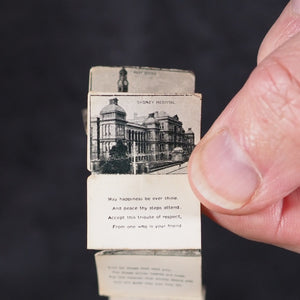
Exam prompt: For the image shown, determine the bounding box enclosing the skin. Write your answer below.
[188,1,300,253]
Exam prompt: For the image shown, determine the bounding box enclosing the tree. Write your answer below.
[109,140,128,159]
[102,140,131,174]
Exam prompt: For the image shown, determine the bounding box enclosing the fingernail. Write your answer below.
[291,0,300,14]
[190,130,261,210]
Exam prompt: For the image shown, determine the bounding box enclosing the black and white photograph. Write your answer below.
[88,94,201,174]
[89,66,195,93]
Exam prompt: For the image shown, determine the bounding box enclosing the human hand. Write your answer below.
[188,0,300,253]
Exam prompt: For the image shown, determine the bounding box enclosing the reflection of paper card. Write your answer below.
[87,175,201,249]
[87,93,201,173]
[95,250,202,299]
[89,66,195,93]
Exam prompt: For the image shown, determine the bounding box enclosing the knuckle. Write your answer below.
[249,56,300,130]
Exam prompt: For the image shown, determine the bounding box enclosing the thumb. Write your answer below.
[258,0,300,64]
[188,32,300,215]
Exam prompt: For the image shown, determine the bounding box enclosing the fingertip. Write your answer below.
[188,130,262,213]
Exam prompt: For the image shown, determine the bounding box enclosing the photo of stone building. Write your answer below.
[89,97,195,174]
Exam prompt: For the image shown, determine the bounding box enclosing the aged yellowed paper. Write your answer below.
[89,66,195,93]
[95,251,202,298]
[87,174,201,249]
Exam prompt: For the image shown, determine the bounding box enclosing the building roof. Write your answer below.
[100,98,126,115]
[186,128,194,134]
[119,67,127,76]
[154,111,168,117]
[143,113,159,125]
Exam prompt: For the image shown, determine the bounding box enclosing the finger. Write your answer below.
[258,0,300,64]
[188,32,300,216]
[203,188,300,252]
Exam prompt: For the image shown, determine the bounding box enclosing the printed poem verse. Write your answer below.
[88,174,201,249]
[107,196,183,231]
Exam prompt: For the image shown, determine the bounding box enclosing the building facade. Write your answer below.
[90,98,195,171]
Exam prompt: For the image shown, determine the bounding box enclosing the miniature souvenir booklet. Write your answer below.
[86,66,203,298]
[87,67,201,250]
